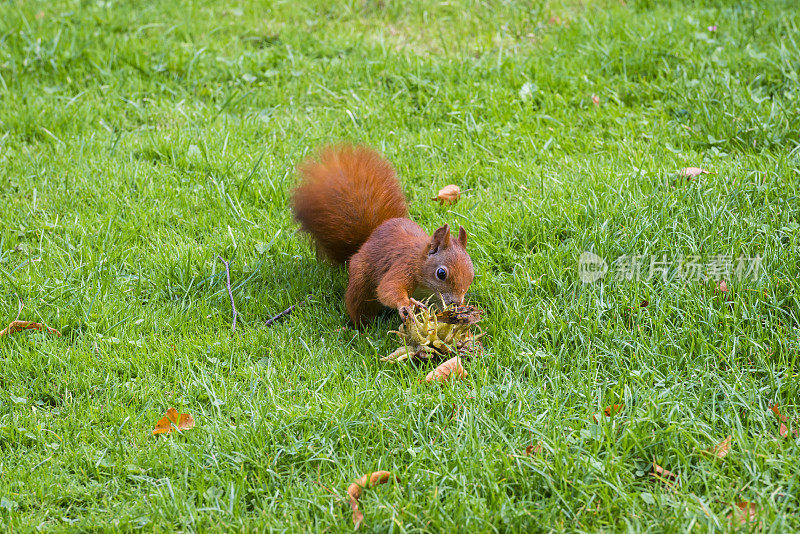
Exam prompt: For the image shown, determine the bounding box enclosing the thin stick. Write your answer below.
[265,296,310,327]
[431,399,466,445]
[217,256,238,331]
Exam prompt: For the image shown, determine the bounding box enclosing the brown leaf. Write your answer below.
[728,501,757,525]
[769,404,788,422]
[431,185,461,206]
[591,94,600,106]
[593,404,623,422]
[716,279,729,293]
[680,167,712,178]
[0,320,62,337]
[525,441,543,456]
[708,435,732,458]
[652,461,679,484]
[770,404,798,437]
[425,356,467,383]
[347,471,397,530]
[152,408,195,435]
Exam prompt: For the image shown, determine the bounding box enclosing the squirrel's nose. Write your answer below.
[444,295,464,306]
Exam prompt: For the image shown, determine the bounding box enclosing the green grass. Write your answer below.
[1,0,799,530]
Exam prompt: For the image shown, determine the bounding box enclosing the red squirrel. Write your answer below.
[290,145,475,327]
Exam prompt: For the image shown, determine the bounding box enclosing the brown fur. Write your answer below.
[291,145,408,264]
[346,218,429,325]
[291,145,475,327]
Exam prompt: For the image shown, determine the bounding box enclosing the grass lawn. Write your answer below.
[2,0,800,530]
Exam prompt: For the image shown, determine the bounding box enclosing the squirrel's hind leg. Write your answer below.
[346,277,382,328]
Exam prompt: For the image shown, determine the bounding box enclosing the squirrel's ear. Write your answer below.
[429,224,451,255]
[458,226,467,248]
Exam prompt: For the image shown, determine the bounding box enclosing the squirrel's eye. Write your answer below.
[436,267,447,281]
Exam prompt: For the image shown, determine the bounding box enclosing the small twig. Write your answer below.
[217,256,238,331]
[315,470,341,501]
[431,400,466,445]
[265,296,310,327]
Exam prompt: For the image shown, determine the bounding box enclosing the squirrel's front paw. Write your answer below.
[398,305,414,322]
[398,299,426,322]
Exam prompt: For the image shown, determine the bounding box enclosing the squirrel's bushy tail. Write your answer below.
[291,145,408,264]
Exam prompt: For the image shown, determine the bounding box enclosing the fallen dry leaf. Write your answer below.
[347,471,397,530]
[769,404,798,437]
[779,422,790,437]
[652,461,679,484]
[591,94,600,106]
[769,404,787,422]
[728,501,757,525]
[708,435,732,458]
[425,356,467,383]
[593,404,624,422]
[152,408,195,435]
[680,167,713,178]
[431,185,461,206]
[525,441,543,456]
[716,279,729,293]
[0,320,62,337]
